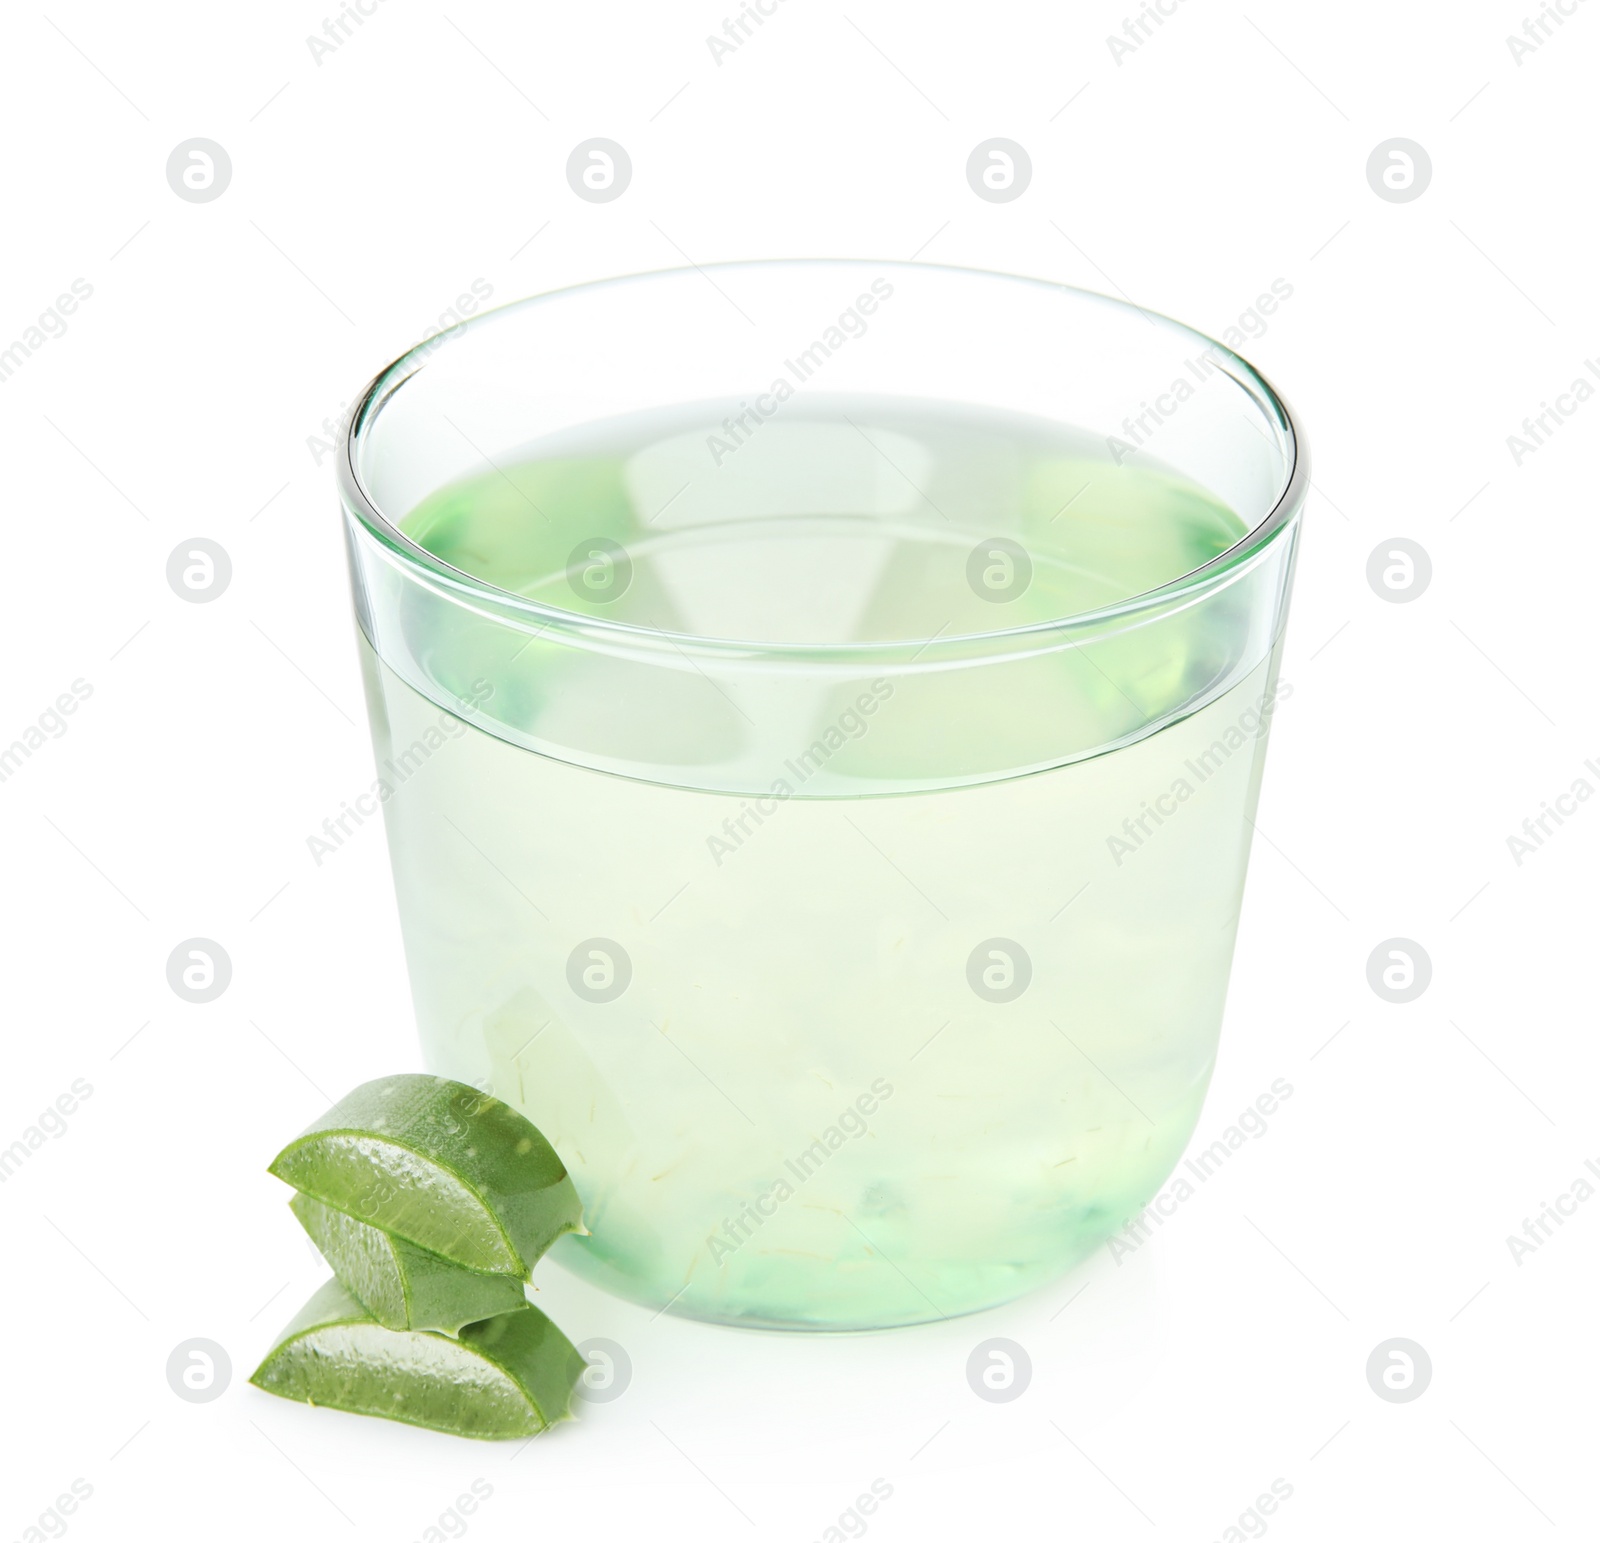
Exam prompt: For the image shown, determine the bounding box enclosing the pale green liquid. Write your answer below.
[365,398,1278,1328]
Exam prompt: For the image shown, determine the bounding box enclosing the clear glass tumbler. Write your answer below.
[340,261,1305,1330]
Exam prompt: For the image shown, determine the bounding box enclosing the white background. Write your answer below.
[2,2,1596,1539]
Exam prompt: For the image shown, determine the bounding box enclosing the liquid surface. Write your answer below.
[403,394,1244,648]
[364,399,1280,1327]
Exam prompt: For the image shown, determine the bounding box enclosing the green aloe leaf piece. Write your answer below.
[250,1279,584,1439]
[290,1192,528,1334]
[268,1074,583,1277]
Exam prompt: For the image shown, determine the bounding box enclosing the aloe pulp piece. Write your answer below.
[290,1192,528,1334]
[250,1279,584,1439]
[268,1074,583,1277]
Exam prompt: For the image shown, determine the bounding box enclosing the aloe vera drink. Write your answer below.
[352,395,1287,1329]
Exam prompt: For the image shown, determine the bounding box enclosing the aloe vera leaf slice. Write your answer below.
[268,1074,583,1277]
[289,1193,528,1334]
[249,1279,583,1439]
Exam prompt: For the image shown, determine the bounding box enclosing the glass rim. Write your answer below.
[339,258,1308,661]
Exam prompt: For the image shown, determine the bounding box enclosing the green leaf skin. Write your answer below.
[290,1193,528,1334]
[250,1280,585,1440]
[268,1075,584,1277]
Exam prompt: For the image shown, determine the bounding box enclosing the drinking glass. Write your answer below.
[340,261,1306,1329]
